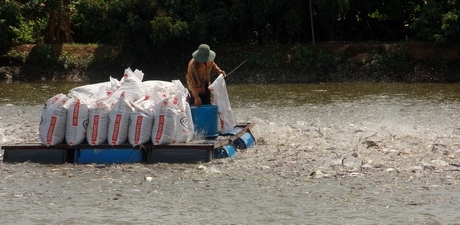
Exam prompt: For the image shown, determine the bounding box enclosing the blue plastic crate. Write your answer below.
[75,147,142,164]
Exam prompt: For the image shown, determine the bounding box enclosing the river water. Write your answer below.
[1,80,460,224]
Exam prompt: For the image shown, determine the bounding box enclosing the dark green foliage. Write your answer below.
[2,0,460,52]
[0,1,22,46]
[412,0,460,45]
[26,44,51,64]
[291,44,343,75]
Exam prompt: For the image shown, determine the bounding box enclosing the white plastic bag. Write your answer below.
[209,74,236,134]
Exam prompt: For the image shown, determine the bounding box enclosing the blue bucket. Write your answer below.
[190,104,219,139]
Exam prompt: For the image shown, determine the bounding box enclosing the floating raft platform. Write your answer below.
[1,123,256,164]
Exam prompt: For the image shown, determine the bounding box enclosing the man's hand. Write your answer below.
[194,96,202,107]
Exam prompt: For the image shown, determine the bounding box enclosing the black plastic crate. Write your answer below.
[2,144,70,164]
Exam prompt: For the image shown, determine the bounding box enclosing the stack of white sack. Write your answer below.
[38,67,195,146]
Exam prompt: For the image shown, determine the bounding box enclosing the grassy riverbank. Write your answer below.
[1,42,459,83]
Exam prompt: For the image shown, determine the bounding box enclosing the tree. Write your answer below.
[313,0,349,42]
[16,0,48,43]
[0,0,22,46]
[45,0,74,44]
[412,0,460,45]
[227,0,307,45]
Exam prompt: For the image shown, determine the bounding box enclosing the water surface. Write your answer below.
[1,81,460,224]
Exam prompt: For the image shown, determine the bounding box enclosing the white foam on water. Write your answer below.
[0,128,6,143]
[231,93,460,177]
[0,105,42,144]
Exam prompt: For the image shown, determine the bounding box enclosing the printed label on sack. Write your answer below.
[134,116,143,144]
[172,96,178,105]
[155,115,165,144]
[72,100,80,126]
[91,115,99,145]
[180,116,188,129]
[111,114,122,144]
[46,116,57,145]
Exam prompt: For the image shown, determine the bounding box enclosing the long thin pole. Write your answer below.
[309,0,315,45]
[226,58,248,76]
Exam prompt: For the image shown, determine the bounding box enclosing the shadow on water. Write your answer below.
[10,44,127,82]
[0,81,85,105]
[2,80,460,108]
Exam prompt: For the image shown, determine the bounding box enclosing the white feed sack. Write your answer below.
[142,80,175,98]
[68,77,120,102]
[168,92,193,143]
[39,93,68,146]
[151,83,172,103]
[39,68,193,146]
[69,81,110,100]
[107,93,132,145]
[128,97,155,146]
[132,68,145,81]
[184,102,195,142]
[173,109,189,143]
[209,74,236,134]
[64,94,89,146]
[151,99,177,145]
[169,81,188,112]
[172,79,188,93]
[102,68,146,107]
[86,102,110,146]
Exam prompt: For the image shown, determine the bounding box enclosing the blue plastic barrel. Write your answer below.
[232,127,256,149]
[214,144,237,158]
[190,104,219,139]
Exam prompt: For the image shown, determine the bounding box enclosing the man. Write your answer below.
[185,44,226,107]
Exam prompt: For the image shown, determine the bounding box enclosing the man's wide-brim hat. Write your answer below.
[192,44,216,63]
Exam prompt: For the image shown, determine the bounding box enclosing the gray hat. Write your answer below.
[192,44,216,63]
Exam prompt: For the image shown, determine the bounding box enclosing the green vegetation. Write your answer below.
[2,0,460,48]
[6,43,117,67]
[412,1,460,46]
[1,0,459,82]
